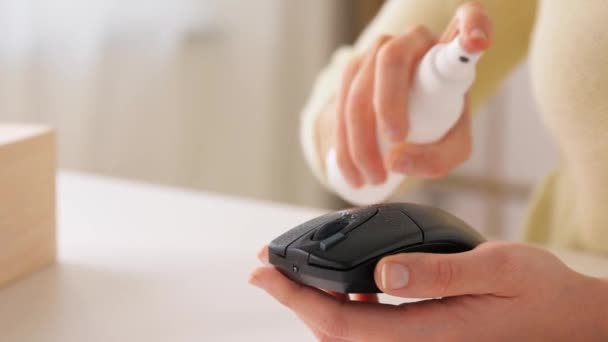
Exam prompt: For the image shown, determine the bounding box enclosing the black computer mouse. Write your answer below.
[269,203,485,293]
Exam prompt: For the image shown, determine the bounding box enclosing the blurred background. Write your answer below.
[0,0,557,239]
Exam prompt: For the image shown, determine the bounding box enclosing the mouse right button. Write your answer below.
[399,203,484,247]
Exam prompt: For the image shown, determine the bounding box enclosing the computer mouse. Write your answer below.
[268,202,485,293]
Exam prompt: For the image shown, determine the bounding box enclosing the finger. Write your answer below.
[257,245,270,265]
[257,245,351,302]
[388,102,472,178]
[258,244,354,302]
[335,55,366,187]
[374,26,436,144]
[440,1,493,52]
[346,35,391,185]
[374,242,528,298]
[250,266,401,341]
[349,293,379,303]
[299,316,351,342]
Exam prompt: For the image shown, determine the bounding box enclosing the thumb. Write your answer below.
[374,242,526,298]
[440,1,493,53]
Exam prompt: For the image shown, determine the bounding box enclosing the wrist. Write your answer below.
[585,276,608,339]
[599,278,608,337]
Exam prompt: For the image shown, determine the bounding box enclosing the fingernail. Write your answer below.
[347,174,365,189]
[249,272,266,289]
[393,157,414,174]
[349,179,365,189]
[369,172,385,185]
[257,247,270,266]
[469,28,487,42]
[369,175,381,185]
[381,262,409,290]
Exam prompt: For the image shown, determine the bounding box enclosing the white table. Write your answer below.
[1,171,607,341]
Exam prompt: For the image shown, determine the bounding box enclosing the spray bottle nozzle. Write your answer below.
[434,37,483,82]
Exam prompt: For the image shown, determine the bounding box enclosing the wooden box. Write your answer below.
[0,125,56,288]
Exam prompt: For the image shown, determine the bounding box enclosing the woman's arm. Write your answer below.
[300,0,538,193]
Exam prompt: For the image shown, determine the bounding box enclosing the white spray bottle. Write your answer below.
[325,37,482,206]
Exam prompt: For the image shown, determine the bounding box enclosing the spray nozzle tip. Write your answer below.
[430,36,482,82]
[447,36,482,64]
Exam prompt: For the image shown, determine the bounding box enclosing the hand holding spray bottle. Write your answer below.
[325,36,483,206]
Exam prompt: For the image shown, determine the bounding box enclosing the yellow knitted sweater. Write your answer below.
[300,0,608,254]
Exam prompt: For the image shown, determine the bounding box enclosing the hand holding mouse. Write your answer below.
[251,242,608,341]
[317,1,492,188]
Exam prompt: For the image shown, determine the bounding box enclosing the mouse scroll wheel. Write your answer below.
[312,215,351,241]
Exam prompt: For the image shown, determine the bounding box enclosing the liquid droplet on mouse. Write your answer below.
[292,265,299,273]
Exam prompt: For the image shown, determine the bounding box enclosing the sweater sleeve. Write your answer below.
[300,0,538,198]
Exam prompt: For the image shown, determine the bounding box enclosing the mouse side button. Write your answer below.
[308,253,344,270]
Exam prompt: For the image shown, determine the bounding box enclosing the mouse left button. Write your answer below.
[342,207,378,233]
